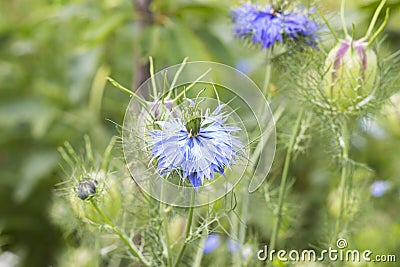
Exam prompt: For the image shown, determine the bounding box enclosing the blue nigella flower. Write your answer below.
[231,4,319,49]
[251,7,283,49]
[231,3,259,38]
[370,180,391,198]
[147,103,243,190]
[203,234,221,254]
[283,10,319,44]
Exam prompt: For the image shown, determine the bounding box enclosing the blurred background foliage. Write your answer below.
[0,0,400,266]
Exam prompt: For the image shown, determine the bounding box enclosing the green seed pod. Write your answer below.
[323,37,378,110]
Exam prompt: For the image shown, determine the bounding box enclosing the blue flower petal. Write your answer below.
[147,105,243,190]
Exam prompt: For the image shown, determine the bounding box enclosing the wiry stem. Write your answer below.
[262,49,273,97]
[173,194,195,267]
[365,0,387,39]
[341,0,348,36]
[192,235,206,267]
[318,8,339,42]
[334,120,350,241]
[368,7,390,47]
[233,182,250,267]
[232,48,274,266]
[149,56,158,99]
[91,201,152,267]
[172,68,211,102]
[192,205,211,267]
[269,109,304,251]
[160,183,173,267]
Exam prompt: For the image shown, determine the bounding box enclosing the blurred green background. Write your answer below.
[1,0,400,266]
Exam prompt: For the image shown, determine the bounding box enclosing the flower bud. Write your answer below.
[71,173,122,224]
[77,178,98,200]
[323,37,378,110]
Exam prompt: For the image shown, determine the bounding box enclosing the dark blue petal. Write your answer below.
[188,172,202,191]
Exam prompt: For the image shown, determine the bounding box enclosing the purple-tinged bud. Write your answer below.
[323,37,378,110]
[77,178,98,200]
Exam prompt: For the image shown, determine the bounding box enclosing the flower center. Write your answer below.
[186,116,202,137]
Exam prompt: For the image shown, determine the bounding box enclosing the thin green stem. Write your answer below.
[172,68,211,102]
[84,135,95,166]
[318,9,339,42]
[173,194,195,267]
[368,8,390,47]
[192,235,206,267]
[107,77,148,106]
[365,0,387,40]
[334,121,349,241]
[341,0,348,36]
[160,183,173,267]
[233,181,250,267]
[269,109,304,251]
[238,183,249,246]
[107,77,156,122]
[262,49,272,97]
[149,56,158,99]
[167,57,188,99]
[249,104,285,172]
[163,208,173,267]
[91,201,152,267]
[101,136,117,173]
[230,200,240,265]
[89,65,109,119]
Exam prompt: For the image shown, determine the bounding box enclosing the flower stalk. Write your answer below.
[262,49,273,97]
[269,109,304,251]
[173,193,195,267]
[334,119,350,240]
[160,184,173,267]
[90,201,152,267]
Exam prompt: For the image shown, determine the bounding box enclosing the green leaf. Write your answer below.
[138,25,162,58]
[173,2,225,18]
[83,13,129,46]
[165,23,211,61]
[194,28,234,65]
[14,150,59,203]
[0,99,58,140]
